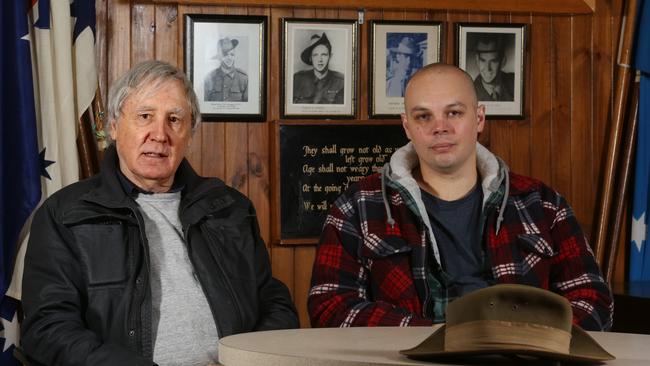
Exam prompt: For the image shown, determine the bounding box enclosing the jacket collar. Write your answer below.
[83,145,230,216]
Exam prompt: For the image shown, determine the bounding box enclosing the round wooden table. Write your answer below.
[219,326,650,365]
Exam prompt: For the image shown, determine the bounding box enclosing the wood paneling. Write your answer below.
[156,0,597,15]
[132,4,156,63]
[98,1,625,327]
[530,14,553,185]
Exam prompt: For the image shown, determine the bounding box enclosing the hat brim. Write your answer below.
[400,325,615,363]
[389,47,414,55]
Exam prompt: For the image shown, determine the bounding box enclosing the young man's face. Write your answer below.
[401,68,485,178]
[476,49,503,83]
[311,44,331,73]
[395,53,412,71]
[109,79,193,192]
[222,49,236,68]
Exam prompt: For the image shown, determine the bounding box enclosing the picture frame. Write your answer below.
[281,19,358,119]
[456,23,526,119]
[369,20,443,119]
[184,14,267,122]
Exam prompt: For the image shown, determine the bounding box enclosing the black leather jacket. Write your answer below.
[21,146,299,365]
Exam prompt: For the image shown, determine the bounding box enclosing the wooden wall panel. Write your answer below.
[294,246,316,327]
[247,5,272,250]
[509,13,532,177]
[179,4,204,171]
[529,15,553,185]
[551,17,573,199]
[132,4,156,63]
[97,1,626,326]
[269,6,296,298]
[155,5,179,64]
[107,0,131,87]
[571,15,594,232]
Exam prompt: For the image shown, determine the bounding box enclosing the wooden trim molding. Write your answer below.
[152,0,595,14]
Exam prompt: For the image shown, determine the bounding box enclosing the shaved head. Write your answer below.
[405,63,478,107]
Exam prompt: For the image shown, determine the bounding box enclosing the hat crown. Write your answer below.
[218,37,239,55]
[400,284,615,362]
[391,37,418,54]
[446,284,573,332]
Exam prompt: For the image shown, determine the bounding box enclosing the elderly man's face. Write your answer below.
[109,79,193,192]
[476,50,503,83]
[222,49,236,68]
[311,44,331,73]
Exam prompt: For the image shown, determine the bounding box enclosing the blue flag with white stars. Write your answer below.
[0,1,41,363]
[1,0,97,363]
[630,0,650,281]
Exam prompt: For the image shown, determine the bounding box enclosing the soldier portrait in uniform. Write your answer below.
[457,23,526,118]
[369,21,441,118]
[292,33,344,104]
[185,14,267,121]
[385,34,425,98]
[282,20,357,118]
[204,37,248,102]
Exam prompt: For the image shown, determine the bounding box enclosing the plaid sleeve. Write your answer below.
[307,191,432,327]
[545,190,614,331]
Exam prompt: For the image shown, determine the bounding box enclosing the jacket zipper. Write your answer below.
[182,222,242,338]
[127,206,153,359]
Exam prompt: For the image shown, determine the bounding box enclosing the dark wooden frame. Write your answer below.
[280,18,358,119]
[455,22,527,119]
[368,20,443,119]
[184,14,267,122]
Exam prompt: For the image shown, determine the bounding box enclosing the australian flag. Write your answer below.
[630,0,650,281]
[1,0,96,363]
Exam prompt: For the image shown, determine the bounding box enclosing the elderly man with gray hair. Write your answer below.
[21,60,298,366]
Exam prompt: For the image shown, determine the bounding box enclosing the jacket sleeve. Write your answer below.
[21,200,154,366]
[308,194,433,327]
[249,206,300,331]
[546,191,614,331]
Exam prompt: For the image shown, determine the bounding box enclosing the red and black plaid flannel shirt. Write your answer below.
[308,150,613,331]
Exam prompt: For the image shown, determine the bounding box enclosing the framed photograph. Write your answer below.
[282,19,357,119]
[456,23,526,119]
[184,14,266,122]
[369,20,443,118]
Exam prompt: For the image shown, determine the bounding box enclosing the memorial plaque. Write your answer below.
[280,123,408,240]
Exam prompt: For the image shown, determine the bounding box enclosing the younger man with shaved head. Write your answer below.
[308,63,612,331]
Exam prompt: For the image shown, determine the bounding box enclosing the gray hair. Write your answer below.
[105,60,201,144]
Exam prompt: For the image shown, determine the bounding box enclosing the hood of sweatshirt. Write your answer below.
[380,142,509,265]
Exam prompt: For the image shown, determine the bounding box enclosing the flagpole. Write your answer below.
[593,0,639,273]
[78,108,100,179]
[92,89,108,154]
[604,77,640,282]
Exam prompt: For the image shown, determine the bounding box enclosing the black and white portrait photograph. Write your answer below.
[370,21,442,118]
[282,19,357,118]
[204,36,249,103]
[185,14,266,121]
[457,23,526,119]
